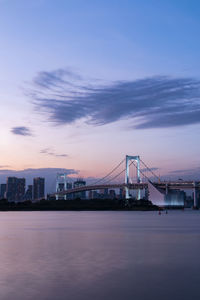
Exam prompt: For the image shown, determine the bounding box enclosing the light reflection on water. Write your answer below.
[0,210,199,300]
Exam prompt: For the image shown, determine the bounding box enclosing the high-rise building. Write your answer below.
[88,190,98,199]
[33,177,45,200]
[119,188,124,199]
[73,179,86,199]
[165,190,186,206]
[73,179,86,188]
[6,177,17,201]
[66,182,72,190]
[25,185,33,201]
[109,189,116,199]
[6,177,25,202]
[17,178,26,201]
[0,184,6,199]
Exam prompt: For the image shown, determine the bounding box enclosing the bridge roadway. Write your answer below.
[53,181,200,196]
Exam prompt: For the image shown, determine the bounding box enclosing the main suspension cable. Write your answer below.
[140,158,160,181]
[131,159,152,182]
[90,158,125,185]
[104,160,135,184]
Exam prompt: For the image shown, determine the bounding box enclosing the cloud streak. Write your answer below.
[40,148,68,158]
[141,167,159,172]
[29,69,200,129]
[0,165,11,169]
[11,126,32,136]
[170,168,199,174]
[161,167,200,181]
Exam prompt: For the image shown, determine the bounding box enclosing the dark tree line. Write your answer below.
[0,198,157,211]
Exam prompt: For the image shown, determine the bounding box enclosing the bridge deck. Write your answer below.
[52,181,200,196]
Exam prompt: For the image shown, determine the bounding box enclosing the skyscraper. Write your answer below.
[6,177,25,202]
[73,179,86,199]
[33,177,45,200]
[25,185,33,201]
[0,184,6,199]
[17,178,26,201]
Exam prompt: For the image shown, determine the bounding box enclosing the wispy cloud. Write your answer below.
[40,148,68,158]
[11,126,33,136]
[29,68,200,129]
[167,167,200,180]
[170,168,197,174]
[141,167,159,172]
[0,165,11,169]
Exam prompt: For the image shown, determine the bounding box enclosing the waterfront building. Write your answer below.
[0,183,6,199]
[192,190,200,208]
[6,177,25,202]
[73,179,86,199]
[6,177,18,201]
[119,188,124,199]
[33,177,45,201]
[148,182,186,207]
[102,188,109,198]
[109,189,116,199]
[25,185,33,201]
[88,190,99,199]
[88,190,93,199]
[66,182,72,190]
[17,178,26,201]
[165,190,186,206]
[73,179,86,188]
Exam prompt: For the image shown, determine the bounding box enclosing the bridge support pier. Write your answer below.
[193,182,198,208]
[165,183,168,195]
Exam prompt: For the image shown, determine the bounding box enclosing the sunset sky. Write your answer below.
[1,0,200,191]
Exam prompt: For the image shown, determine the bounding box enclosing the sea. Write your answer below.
[0,210,199,300]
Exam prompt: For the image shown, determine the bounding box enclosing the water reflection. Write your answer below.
[0,211,199,300]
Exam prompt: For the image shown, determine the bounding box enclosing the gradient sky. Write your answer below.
[1,0,200,190]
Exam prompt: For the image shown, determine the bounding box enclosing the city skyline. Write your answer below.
[0,175,45,201]
[1,0,200,184]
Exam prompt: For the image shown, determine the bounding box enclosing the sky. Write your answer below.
[0,0,200,192]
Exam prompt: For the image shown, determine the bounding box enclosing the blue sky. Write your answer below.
[0,0,200,191]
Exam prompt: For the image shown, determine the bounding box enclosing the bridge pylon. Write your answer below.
[125,155,141,200]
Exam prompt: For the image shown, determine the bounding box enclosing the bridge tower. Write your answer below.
[56,173,69,200]
[125,155,141,200]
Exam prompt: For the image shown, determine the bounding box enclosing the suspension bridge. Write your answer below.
[52,155,200,207]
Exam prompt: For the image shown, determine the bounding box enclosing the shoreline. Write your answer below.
[0,198,159,211]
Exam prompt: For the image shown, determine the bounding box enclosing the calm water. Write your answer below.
[0,210,200,300]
